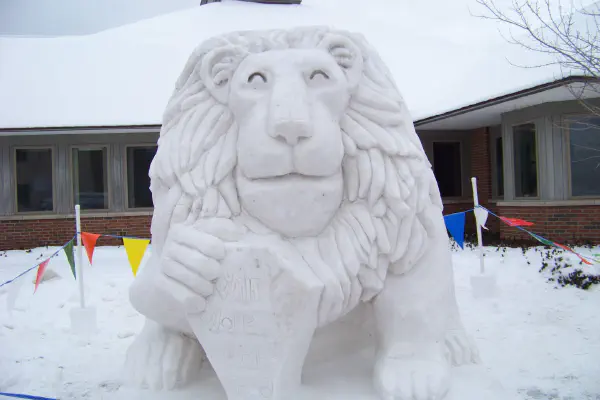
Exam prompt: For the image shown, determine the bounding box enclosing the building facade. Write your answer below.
[0,128,159,249]
[1,89,599,250]
[1,1,599,250]
[416,82,600,246]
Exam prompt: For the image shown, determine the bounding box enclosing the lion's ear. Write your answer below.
[319,33,364,88]
[200,46,247,104]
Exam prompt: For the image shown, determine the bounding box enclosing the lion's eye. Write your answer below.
[248,72,267,84]
[309,70,330,80]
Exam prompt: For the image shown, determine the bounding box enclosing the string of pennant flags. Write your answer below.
[443,205,600,266]
[0,232,150,292]
[0,237,75,292]
[77,232,150,276]
[1,208,599,293]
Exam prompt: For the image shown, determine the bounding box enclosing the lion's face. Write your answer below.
[230,49,348,179]
[228,48,351,237]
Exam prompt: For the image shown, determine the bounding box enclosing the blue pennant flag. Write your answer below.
[444,212,466,249]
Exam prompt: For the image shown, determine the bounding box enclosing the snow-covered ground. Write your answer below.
[1,243,599,399]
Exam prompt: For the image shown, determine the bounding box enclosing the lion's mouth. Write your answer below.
[250,173,329,182]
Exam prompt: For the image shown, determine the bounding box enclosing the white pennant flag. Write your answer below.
[474,207,489,231]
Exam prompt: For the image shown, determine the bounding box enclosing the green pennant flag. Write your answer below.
[529,232,556,247]
[63,240,76,279]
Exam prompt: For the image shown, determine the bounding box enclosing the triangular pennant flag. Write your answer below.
[575,253,594,266]
[474,207,489,230]
[123,238,150,277]
[63,240,76,279]
[554,243,594,266]
[500,216,534,227]
[529,232,556,247]
[444,212,466,249]
[81,232,101,265]
[527,233,590,266]
[34,259,50,293]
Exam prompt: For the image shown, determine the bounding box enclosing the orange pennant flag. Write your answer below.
[34,259,50,293]
[81,232,101,265]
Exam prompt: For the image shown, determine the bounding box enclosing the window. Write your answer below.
[432,142,462,197]
[568,116,600,197]
[494,136,504,197]
[127,146,157,208]
[513,123,538,198]
[15,148,54,212]
[72,147,108,210]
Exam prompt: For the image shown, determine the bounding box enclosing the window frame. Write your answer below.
[12,145,57,215]
[69,144,112,212]
[563,113,600,199]
[123,143,158,211]
[431,139,465,200]
[511,120,541,200]
[489,128,504,201]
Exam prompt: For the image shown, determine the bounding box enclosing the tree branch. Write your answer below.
[474,0,600,122]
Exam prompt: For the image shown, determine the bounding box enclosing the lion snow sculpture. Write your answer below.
[126,27,479,400]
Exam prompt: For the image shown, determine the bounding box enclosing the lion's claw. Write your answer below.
[444,329,481,366]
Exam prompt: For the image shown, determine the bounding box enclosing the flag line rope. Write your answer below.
[1,207,596,290]
[0,391,57,399]
[0,236,75,289]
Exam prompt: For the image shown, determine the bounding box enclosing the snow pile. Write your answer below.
[0,0,567,129]
[1,243,599,399]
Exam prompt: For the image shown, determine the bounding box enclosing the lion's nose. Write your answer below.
[273,120,312,146]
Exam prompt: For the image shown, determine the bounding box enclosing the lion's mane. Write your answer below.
[149,27,445,323]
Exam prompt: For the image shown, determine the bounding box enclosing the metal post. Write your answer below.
[471,177,485,274]
[75,205,85,308]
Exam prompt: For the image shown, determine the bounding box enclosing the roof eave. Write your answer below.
[0,124,162,136]
[414,75,599,127]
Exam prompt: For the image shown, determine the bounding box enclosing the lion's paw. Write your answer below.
[125,320,204,390]
[374,357,450,400]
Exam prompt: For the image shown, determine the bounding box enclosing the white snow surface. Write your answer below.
[0,0,570,129]
[1,243,599,399]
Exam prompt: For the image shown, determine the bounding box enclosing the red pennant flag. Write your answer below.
[34,259,50,293]
[81,232,101,265]
[500,217,534,227]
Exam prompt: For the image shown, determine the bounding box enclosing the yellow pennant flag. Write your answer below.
[123,238,150,277]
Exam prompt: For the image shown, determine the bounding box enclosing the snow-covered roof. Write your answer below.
[0,0,583,129]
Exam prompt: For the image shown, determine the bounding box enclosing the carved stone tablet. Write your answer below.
[188,245,321,400]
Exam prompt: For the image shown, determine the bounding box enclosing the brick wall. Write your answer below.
[468,127,500,235]
[0,215,152,250]
[498,206,600,245]
[470,127,491,203]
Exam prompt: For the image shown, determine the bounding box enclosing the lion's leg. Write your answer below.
[371,222,469,399]
[125,319,205,390]
[126,254,207,390]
